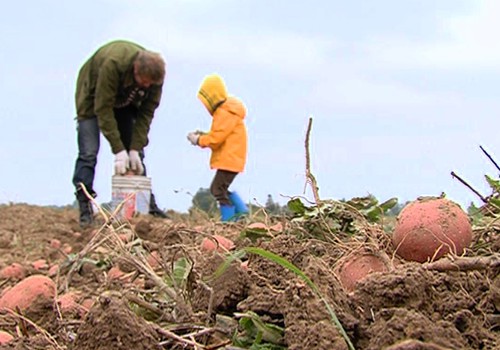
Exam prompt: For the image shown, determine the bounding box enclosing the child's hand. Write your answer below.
[187,132,200,146]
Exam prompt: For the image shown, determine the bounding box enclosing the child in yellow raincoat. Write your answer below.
[187,74,248,221]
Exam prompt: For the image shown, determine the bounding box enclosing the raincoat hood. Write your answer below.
[197,74,228,114]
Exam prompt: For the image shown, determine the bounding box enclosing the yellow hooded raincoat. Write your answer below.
[197,74,247,173]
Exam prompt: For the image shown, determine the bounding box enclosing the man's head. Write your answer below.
[133,51,166,88]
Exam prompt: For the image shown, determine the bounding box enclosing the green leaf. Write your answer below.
[485,175,500,193]
[364,206,383,222]
[233,315,286,349]
[205,250,247,282]
[379,197,398,211]
[287,198,306,215]
[347,195,378,210]
[362,198,397,222]
[241,227,272,242]
[165,257,192,288]
[488,197,500,210]
[234,311,284,345]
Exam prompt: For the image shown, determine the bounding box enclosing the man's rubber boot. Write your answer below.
[229,191,249,214]
[149,193,168,218]
[220,205,236,222]
[78,198,94,228]
[75,186,95,228]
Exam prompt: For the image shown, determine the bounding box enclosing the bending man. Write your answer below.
[72,40,167,227]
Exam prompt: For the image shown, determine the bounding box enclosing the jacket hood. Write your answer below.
[197,74,228,114]
[221,96,246,120]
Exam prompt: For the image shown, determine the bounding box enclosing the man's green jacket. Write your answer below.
[75,40,163,154]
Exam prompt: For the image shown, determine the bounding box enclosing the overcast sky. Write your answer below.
[1,0,499,212]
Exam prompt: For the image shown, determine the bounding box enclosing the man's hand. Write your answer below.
[114,150,130,175]
[129,150,144,175]
[187,132,200,146]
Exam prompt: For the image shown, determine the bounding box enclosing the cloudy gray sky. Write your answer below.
[1,0,499,212]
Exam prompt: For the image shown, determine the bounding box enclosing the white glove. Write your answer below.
[129,150,144,175]
[187,132,200,146]
[114,150,130,175]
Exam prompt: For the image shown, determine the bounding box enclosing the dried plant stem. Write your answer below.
[481,214,500,233]
[125,293,163,316]
[179,327,214,341]
[205,339,232,349]
[120,252,177,300]
[79,181,131,224]
[63,184,135,291]
[385,339,452,350]
[119,249,193,321]
[6,309,63,350]
[423,254,500,272]
[480,145,500,173]
[198,281,215,325]
[304,117,320,204]
[450,171,487,203]
[62,222,113,291]
[15,307,29,337]
[156,326,205,348]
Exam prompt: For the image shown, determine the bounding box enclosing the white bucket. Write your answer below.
[111,175,151,220]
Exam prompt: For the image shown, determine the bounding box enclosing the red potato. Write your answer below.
[57,292,81,314]
[201,235,235,252]
[337,254,387,292]
[32,259,48,270]
[118,233,132,243]
[247,222,267,230]
[247,222,284,233]
[49,239,61,249]
[62,243,73,254]
[107,266,126,281]
[393,198,472,263]
[269,222,284,233]
[0,275,56,311]
[79,298,95,318]
[0,331,14,345]
[48,264,60,277]
[0,263,26,280]
[146,251,161,269]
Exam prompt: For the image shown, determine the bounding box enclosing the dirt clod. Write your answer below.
[72,291,161,350]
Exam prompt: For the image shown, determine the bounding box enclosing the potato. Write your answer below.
[392,198,472,263]
[0,275,56,311]
[201,235,235,252]
[336,253,387,292]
